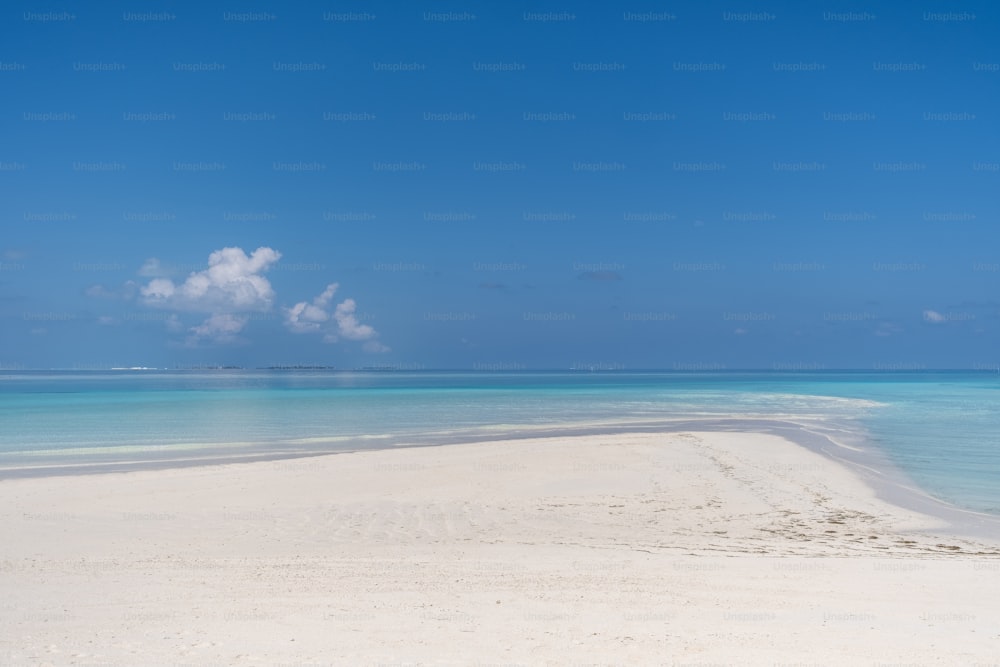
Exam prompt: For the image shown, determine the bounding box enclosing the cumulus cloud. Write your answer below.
[923,309,946,323]
[141,247,280,313]
[139,246,280,343]
[133,246,388,349]
[333,299,375,340]
[285,283,388,352]
[285,283,336,333]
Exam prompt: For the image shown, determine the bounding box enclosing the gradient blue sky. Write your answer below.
[1,1,998,370]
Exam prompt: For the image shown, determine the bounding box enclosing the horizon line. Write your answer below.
[2,367,998,374]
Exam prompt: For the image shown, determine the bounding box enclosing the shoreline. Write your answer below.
[3,415,999,542]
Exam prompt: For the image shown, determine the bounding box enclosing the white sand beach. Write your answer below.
[2,430,999,665]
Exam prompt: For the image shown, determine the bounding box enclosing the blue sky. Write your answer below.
[1,1,998,370]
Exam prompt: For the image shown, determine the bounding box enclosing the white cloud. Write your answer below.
[141,246,280,313]
[133,247,388,349]
[314,283,338,307]
[923,309,946,323]
[139,246,280,343]
[285,283,388,352]
[285,283,337,333]
[334,298,375,340]
[188,313,249,344]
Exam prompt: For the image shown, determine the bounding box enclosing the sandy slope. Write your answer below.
[2,431,999,665]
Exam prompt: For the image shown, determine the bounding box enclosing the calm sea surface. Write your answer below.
[1,371,997,514]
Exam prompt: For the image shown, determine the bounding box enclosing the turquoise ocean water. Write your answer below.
[1,371,998,516]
